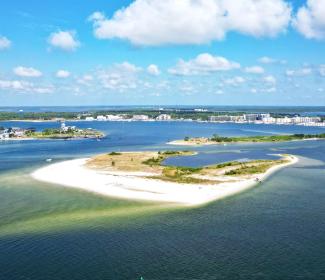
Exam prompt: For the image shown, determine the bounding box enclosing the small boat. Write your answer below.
[45,158,52,162]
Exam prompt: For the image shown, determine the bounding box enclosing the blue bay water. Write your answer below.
[0,120,325,279]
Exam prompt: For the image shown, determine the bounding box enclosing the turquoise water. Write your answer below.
[0,121,325,279]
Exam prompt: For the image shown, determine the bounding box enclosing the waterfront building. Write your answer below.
[106,115,124,121]
[156,114,171,121]
[209,115,232,122]
[96,115,107,121]
[244,113,270,122]
[292,116,321,124]
[85,117,95,121]
[276,117,292,124]
[132,115,149,121]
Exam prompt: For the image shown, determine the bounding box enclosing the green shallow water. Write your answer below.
[1,121,325,279]
[0,169,179,237]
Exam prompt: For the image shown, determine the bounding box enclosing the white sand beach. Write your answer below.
[31,155,298,206]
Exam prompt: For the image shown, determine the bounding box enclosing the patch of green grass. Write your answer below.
[224,160,287,175]
[209,133,325,143]
[142,156,165,166]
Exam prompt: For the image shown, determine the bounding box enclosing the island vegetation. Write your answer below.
[86,150,293,185]
[169,133,325,146]
[26,128,103,139]
[0,122,103,140]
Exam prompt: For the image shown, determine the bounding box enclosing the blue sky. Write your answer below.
[0,0,325,106]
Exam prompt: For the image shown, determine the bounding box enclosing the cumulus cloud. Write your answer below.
[293,0,325,40]
[263,75,277,85]
[168,53,240,75]
[48,30,80,51]
[258,56,276,64]
[286,68,312,76]
[244,66,265,74]
[77,74,94,86]
[147,64,160,75]
[0,80,31,90]
[0,79,53,93]
[95,63,142,92]
[56,70,71,78]
[88,0,292,46]
[0,36,11,50]
[224,76,246,85]
[115,62,142,73]
[13,66,42,77]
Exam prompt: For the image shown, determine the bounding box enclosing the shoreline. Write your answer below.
[0,136,103,141]
[167,138,324,146]
[31,155,298,206]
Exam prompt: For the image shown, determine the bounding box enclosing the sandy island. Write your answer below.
[168,134,325,146]
[31,151,298,206]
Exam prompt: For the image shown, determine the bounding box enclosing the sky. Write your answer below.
[0,0,325,106]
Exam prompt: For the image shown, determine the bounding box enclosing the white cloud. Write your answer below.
[88,0,291,46]
[0,80,31,90]
[286,68,312,76]
[56,70,71,78]
[0,36,11,50]
[224,76,246,85]
[319,65,325,76]
[96,64,141,92]
[263,75,277,85]
[168,53,240,75]
[83,75,93,81]
[293,0,325,40]
[258,56,276,64]
[48,30,80,51]
[147,64,160,75]
[244,66,265,74]
[258,57,287,65]
[33,87,54,94]
[13,66,42,77]
[115,62,142,73]
[77,74,94,86]
[0,79,53,93]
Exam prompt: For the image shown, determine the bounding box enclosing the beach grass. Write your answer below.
[86,151,291,184]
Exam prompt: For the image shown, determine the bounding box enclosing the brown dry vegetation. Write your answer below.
[86,151,290,185]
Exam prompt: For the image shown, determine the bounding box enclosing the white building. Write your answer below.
[85,117,95,121]
[106,114,124,121]
[96,115,107,121]
[60,121,76,132]
[292,116,321,124]
[156,114,171,121]
[244,113,271,122]
[209,115,232,122]
[276,117,292,124]
[262,117,276,124]
[132,115,149,121]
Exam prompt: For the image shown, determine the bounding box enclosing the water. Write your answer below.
[0,120,325,279]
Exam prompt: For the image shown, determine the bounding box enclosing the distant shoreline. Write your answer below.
[168,135,325,146]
